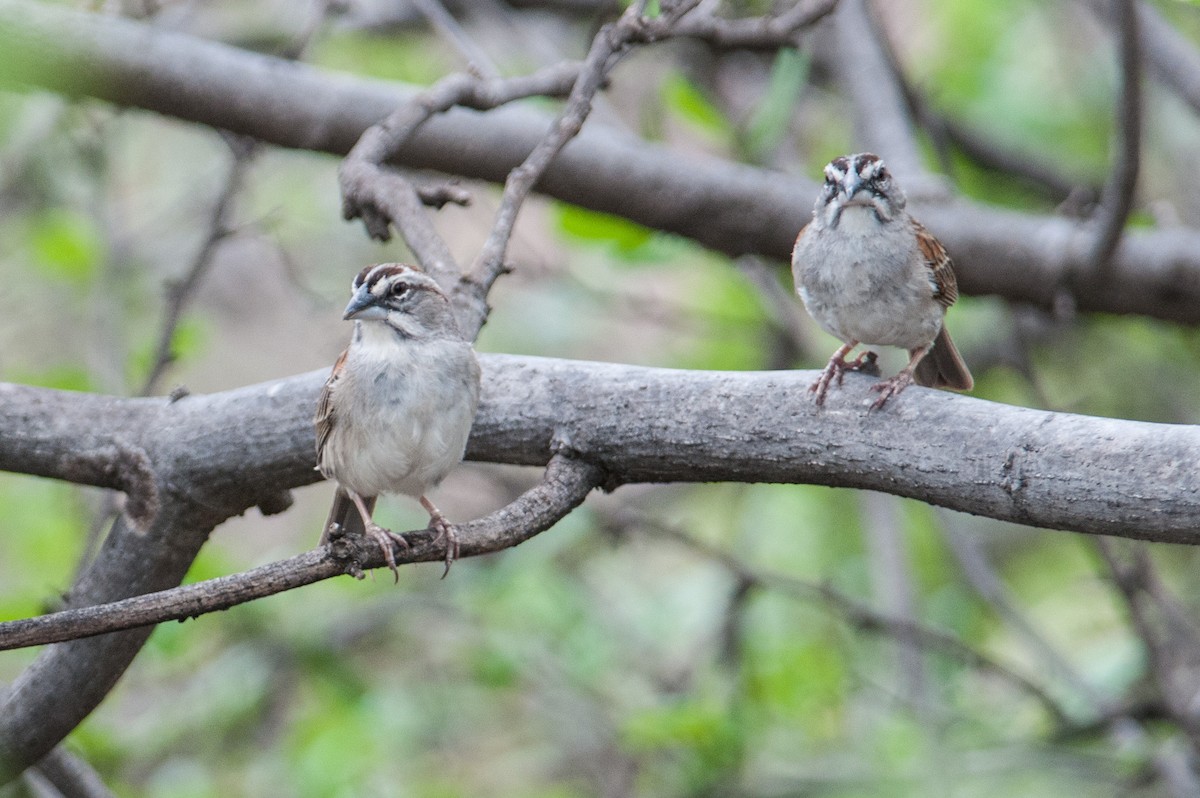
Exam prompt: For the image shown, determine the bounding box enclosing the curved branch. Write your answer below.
[0,454,600,650]
[1,1,1199,322]
[1088,0,1142,281]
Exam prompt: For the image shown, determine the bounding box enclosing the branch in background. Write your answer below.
[1087,0,1142,281]
[0,453,600,651]
[1,1,1198,322]
[1085,0,1200,120]
[140,134,255,396]
[1094,539,1200,751]
[24,747,115,798]
[829,0,929,190]
[942,519,1200,798]
[870,9,1101,208]
[611,511,1072,727]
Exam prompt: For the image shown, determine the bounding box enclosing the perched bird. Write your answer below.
[791,153,973,409]
[315,263,481,578]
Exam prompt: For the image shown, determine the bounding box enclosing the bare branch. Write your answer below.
[25,748,115,798]
[1087,0,1142,281]
[410,0,499,77]
[828,0,929,190]
[140,134,255,396]
[458,1,710,337]
[2,355,1199,546]
[668,0,838,49]
[1,2,1198,322]
[0,454,600,651]
[337,62,580,293]
[1095,539,1200,751]
[1085,0,1200,119]
[618,513,1072,727]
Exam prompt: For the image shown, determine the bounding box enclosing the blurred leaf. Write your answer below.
[30,208,101,283]
[128,317,210,386]
[5,364,94,392]
[661,73,734,147]
[312,31,449,85]
[554,204,654,255]
[743,48,809,162]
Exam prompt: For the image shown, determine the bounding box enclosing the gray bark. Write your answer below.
[0,0,1198,322]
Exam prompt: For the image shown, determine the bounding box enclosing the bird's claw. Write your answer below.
[429,516,460,579]
[869,371,914,410]
[365,522,408,583]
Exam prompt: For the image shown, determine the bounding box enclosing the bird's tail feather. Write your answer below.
[914,326,973,391]
[320,487,376,546]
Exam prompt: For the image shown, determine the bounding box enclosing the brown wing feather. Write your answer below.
[314,347,348,470]
[914,221,958,309]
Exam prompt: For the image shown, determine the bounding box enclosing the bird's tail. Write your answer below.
[914,326,973,391]
[320,487,376,546]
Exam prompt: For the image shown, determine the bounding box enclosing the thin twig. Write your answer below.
[410,0,499,78]
[612,511,1073,727]
[458,0,709,338]
[1089,0,1142,280]
[140,134,255,396]
[0,454,601,651]
[668,0,837,49]
[1094,538,1200,749]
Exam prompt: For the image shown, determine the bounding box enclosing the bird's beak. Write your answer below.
[840,174,864,202]
[342,288,388,321]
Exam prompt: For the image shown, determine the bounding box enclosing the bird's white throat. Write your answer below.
[834,204,884,236]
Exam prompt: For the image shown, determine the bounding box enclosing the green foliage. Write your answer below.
[2,3,1198,796]
[29,208,102,284]
[661,72,735,148]
[554,204,654,256]
[311,31,450,85]
[742,49,809,163]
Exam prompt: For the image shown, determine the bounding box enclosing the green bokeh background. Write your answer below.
[2,1,1200,796]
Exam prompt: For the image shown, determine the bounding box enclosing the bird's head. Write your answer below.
[343,263,458,339]
[814,152,906,230]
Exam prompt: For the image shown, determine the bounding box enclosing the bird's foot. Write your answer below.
[811,349,876,405]
[869,370,915,410]
[429,515,460,579]
[420,496,459,578]
[809,359,843,406]
[365,522,409,583]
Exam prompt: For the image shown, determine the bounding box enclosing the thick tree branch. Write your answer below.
[1,1,1199,322]
[0,357,1197,780]
[1,355,1197,546]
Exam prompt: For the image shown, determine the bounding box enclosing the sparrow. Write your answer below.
[791,153,973,409]
[315,263,481,579]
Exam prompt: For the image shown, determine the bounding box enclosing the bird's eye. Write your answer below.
[389,282,409,298]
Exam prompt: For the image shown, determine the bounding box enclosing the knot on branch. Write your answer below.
[256,490,294,517]
[61,443,160,530]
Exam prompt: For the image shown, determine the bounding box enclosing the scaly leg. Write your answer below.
[810,341,866,405]
[420,495,459,578]
[870,345,931,410]
[348,489,408,582]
